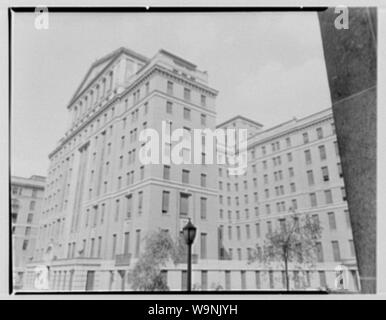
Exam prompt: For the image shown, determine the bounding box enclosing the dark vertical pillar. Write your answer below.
[318,7,377,293]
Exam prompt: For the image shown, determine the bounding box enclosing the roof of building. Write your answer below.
[216,115,264,129]
[68,47,150,108]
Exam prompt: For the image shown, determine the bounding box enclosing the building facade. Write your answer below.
[11,175,46,288]
[217,109,359,290]
[23,47,220,291]
[21,47,359,292]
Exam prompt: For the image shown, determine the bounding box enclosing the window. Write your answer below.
[225,271,231,289]
[334,141,339,156]
[307,170,315,185]
[163,165,170,180]
[255,223,260,238]
[328,212,337,230]
[182,169,190,183]
[246,224,250,239]
[337,163,343,178]
[27,213,33,223]
[267,221,272,234]
[162,191,170,214]
[345,210,351,228]
[310,193,317,207]
[200,174,206,187]
[319,271,327,287]
[201,114,206,125]
[183,107,191,120]
[201,271,208,290]
[200,197,207,219]
[140,166,145,180]
[322,166,329,181]
[135,230,141,257]
[201,95,206,106]
[303,132,309,144]
[111,234,117,258]
[304,150,312,164]
[138,191,143,214]
[291,199,298,210]
[25,227,31,236]
[316,242,324,262]
[126,195,132,219]
[290,182,296,193]
[184,88,191,101]
[325,189,333,204]
[180,193,189,216]
[115,200,120,222]
[166,101,173,114]
[22,240,28,251]
[123,232,130,255]
[167,81,173,95]
[349,240,355,256]
[286,137,291,147]
[287,152,293,162]
[241,271,246,289]
[289,167,294,177]
[332,241,341,261]
[317,127,324,139]
[29,201,36,211]
[200,233,207,259]
[341,187,347,201]
[319,145,327,160]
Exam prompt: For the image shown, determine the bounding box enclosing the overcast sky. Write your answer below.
[11,11,331,177]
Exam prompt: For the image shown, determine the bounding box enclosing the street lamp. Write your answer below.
[182,219,197,292]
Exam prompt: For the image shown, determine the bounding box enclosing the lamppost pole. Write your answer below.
[182,218,196,293]
[187,240,192,292]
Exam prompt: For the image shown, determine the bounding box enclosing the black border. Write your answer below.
[9,6,330,296]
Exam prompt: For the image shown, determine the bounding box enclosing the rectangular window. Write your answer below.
[304,150,312,164]
[163,165,170,180]
[319,271,327,287]
[332,241,341,261]
[167,81,173,95]
[337,162,343,177]
[162,191,170,214]
[286,137,291,147]
[307,170,314,185]
[201,114,206,125]
[111,234,117,259]
[184,88,191,101]
[303,132,309,144]
[180,193,189,216]
[349,240,355,256]
[325,189,333,204]
[183,107,191,120]
[341,187,347,201]
[241,271,246,289]
[316,242,324,262]
[317,127,323,139]
[201,95,206,106]
[124,232,130,255]
[182,169,190,183]
[225,271,231,290]
[319,145,327,160]
[135,230,141,257]
[200,197,207,219]
[328,212,337,230]
[200,233,207,259]
[322,166,329,181]
[201,271,208,290]
[166,101,173,114]
[27,213,33,223]
[115,200,120,222]
[310,193,317,207]
[138,191,143,214]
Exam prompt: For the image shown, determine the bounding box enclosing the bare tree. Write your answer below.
[251,211,322,291]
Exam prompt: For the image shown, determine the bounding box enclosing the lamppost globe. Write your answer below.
[182,219,197,245]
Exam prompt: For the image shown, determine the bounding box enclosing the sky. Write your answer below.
[11,11,331,178]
